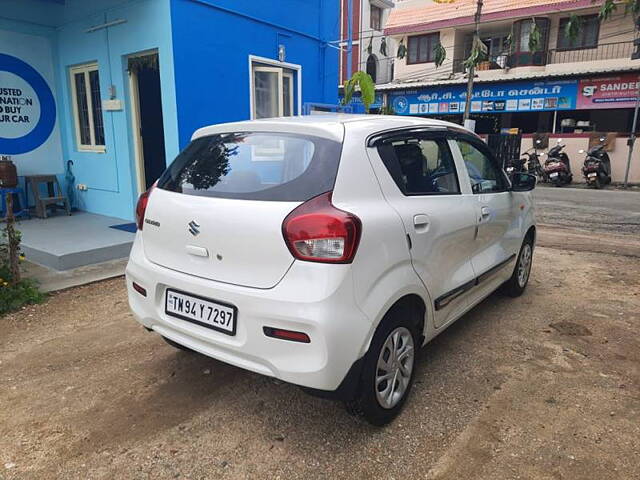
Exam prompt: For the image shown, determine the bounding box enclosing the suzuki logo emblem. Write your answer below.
[188,220,200,236]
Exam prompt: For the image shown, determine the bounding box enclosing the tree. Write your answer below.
[342,70,376,112]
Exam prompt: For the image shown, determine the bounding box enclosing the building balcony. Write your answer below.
[452,40,635,73]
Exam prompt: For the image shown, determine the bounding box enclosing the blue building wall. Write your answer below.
[170,0,339,147]
[1,0,179,221]
[2,0,339,221]
[54,0,179,220]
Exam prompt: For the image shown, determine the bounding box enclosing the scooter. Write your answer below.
[522,140,547,183]
[580,137,611,189]
[543,139,573,186]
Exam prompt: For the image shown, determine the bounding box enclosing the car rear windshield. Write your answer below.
[157,132,342,201]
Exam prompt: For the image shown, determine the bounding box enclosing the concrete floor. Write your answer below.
[22,258,128,293]
[17,211,135,271]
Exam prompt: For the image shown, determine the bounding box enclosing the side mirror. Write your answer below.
[599,137,606,142]
[535,139,541,144]
[511,172,536,192]
[578,149,585,154]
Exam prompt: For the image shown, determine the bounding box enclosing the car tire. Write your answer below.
[502,236,534,297]
[162,336,195,353]
[345,303,419,426]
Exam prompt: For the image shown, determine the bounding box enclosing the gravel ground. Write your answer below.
[1,204,640,479]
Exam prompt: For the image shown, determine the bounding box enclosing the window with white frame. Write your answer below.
[251,63,296,119]
[70,63,105,151]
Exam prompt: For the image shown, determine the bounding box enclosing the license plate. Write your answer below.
[165,289,237,335]
[588,172,597,178]
[550,172,559,178]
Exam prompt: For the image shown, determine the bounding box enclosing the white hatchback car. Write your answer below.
[126,115,536,425]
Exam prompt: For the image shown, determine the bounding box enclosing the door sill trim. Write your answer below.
[434,253,516,311]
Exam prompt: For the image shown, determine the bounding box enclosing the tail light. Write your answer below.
[282,191,361,263]
[135,183,156,230]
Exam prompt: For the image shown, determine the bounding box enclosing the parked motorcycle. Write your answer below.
[580,137,611,189]
[543,139,573,186]
[522,139,547,183]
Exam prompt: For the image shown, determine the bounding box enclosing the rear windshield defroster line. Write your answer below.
[157,131,343,202]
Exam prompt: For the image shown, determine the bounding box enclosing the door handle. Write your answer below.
[413,214,430,233]
[480,206,491,219]
[186,245,209,257]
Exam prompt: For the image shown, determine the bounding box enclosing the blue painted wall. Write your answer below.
[54,0,179,220]
[2,0,339,220]
[170,0,339,148]
[2,0,179,221]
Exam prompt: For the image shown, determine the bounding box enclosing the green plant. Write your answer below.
[380,37,388,57]
[434,42,447,68]
[599,0,617,20]
[528,19,542,52]
[342,70,376,112]
[564,14,583,43]
[0,273,44,315]
[396,39,407,59]
[624,0,640,15]
[0,209,45,316]
[598,0,640,19]
[464,35,488,69]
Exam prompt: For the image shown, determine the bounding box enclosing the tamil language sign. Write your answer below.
[388,79,578,115]
[577,73,640,110]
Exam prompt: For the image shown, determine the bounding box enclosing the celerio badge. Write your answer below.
[188,220,200,236]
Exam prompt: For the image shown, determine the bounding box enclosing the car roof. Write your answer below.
[192,114,474,143]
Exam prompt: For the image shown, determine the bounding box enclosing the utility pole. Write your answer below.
[624,22,640,188]
[463,0,483,131]
[346,0,353,80]
[623,81,639,188]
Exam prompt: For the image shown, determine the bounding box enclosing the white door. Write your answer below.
[369,132,478,328]
[452,138,519,289]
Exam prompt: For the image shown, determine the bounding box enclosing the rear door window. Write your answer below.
[157,132,342,201]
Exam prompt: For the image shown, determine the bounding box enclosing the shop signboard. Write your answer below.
[577,73,640,110]
[388,79,578,116]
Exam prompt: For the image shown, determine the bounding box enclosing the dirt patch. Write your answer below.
[1,246,639,479]
[549,321,593,336]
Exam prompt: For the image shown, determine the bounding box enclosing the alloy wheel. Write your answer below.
[517,243,532,288]
[375,327,415,409]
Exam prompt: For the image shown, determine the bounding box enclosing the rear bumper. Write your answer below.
[125,236,373,393]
